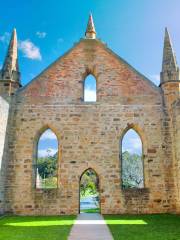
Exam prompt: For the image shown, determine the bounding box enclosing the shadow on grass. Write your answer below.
[104,214,180,240]
[0,216,76,240]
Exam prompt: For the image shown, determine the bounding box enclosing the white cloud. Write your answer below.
[40,129,57,140]
[38,148,57,157]
[36,31,47,38]
[123,135,142,154]
[0,32,10,44]
[129,137,142,150]
[18,39,42,60]
[84,89,96,102]
[149,74,160,86]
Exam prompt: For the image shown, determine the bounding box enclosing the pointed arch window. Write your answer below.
[121,129,144,189]
[84,74,97,102]
[36,129,58,189]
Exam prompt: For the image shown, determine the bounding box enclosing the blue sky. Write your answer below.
[122,129,142,155]
[0,0,180,87]
[38,129,58,157]
[84,75,97,101]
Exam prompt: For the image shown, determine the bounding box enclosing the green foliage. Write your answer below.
[122,151,144,189]
[80,169,99,197]
[37,153,57,179]
[41,177,57,189]
[36,152,58,189]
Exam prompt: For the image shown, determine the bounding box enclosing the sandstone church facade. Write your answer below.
[0,15,180,215]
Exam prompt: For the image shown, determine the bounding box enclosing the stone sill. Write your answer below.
[35,188,58,193]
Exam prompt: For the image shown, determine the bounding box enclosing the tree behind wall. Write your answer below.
[122,151,144,189]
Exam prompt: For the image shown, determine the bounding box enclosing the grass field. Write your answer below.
[81,208,100,213]
[0,215,75,240]
[2,214,180,240]
[105,214,180,240]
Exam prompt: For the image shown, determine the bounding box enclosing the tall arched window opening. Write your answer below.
[121,129,144,189]
[84,74,97,102]
[36,129,58,189]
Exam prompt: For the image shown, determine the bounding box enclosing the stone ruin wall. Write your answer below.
[3,39,176,215]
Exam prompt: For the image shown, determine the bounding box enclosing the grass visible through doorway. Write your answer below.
[80,208,100,213]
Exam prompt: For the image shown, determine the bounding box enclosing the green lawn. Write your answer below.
[105,214,180,240]
[0,215,75,240]
[81,208,100,213]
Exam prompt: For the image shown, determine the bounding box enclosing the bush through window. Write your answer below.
[36,129,58,189]
[121,129,144,189]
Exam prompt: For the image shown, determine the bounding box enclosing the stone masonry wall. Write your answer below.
[4,39,175,215]
[0,96,9,214]
[160,82,180,213]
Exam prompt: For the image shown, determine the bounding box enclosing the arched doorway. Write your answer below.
[79,169,100,213]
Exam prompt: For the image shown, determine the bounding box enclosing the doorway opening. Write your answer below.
[79,168,100,213]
